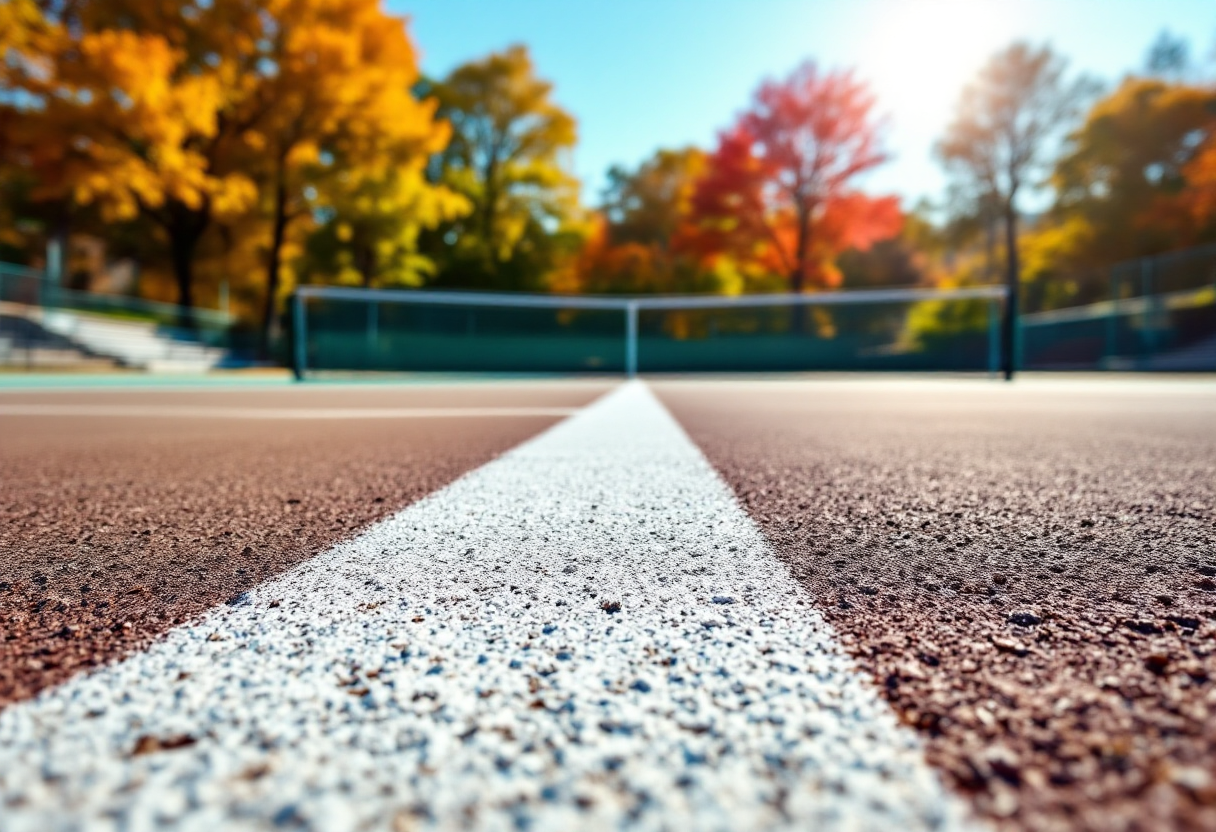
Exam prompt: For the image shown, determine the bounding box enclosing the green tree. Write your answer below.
[601,147,706,249]
[1145,30,1190,81]
[425,45,580,290]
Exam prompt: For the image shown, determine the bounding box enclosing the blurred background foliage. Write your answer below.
[1,0,1215,349]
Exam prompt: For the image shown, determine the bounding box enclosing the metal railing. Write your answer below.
[0,262,234,330]
[0,261,239,368]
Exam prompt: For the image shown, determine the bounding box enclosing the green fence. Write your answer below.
[293,285,1008,376]
[1020,245,1216,370]
[1021,285,1216,370]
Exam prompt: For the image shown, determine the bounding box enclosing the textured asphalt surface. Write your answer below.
[0,382,612,709]
[656,378,1216,832]
[0,382,979,832]
[4,375,1215,832]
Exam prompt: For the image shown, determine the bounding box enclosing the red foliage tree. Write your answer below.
[687,62,901,291]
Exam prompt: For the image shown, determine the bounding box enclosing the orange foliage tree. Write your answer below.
[0,0,263,318]
[1051,76,1216,262]
[569,147,717,295]
[1132,86,1216,249]
[1159,139,1216,243]
[687,62,900,294]
[0,0,457,342]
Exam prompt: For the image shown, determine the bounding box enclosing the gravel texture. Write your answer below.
[0,381,981,832]
[0,381,613,409]
[656,377,1216,832]
[0,383,610,709]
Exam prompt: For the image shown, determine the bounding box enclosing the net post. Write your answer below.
[987,295,1000,378]
[625,301,639,378]
[1105,267,1118,367]
[1140,257,1153,361]
[292,290,307,382]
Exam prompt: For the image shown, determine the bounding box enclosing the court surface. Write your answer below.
[1,375,1214,832]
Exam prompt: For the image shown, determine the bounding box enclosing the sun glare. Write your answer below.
[860,0,1021,126]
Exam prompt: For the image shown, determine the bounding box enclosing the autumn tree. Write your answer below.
[0,0,59,258]
[932,179,1006,284]
[301,152,468,289]
[688,61,900,307]
[837,235,926,290]
[0,0,45,173]
[563,146,721,295]
[1050,77,1216,262]
[0,0,458,345]
[936,42,1096,378]
[1153,135,1216,244]
[601,147,706,249]
[0,0,266,323]
[424,45,580,290]
[243,0,459,348]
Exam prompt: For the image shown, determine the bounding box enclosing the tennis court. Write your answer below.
[2,373,1214,831]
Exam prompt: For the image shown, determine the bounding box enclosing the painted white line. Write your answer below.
[0,381,984,831]
[0,404,580,419]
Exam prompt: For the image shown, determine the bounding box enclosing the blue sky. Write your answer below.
[392,0,1216,208]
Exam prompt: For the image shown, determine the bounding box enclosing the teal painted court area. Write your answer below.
[0,370,610,391]
[0,372,295,391]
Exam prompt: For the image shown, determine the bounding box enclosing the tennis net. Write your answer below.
[291,284,1009,377]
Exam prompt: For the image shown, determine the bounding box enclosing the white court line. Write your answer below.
[0,404,580,419]
[0,381,984,832]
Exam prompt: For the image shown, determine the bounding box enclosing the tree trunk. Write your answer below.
[481,151,499,276]
[1002,199,1020,381]
[261,174,289,358]
[791,202,811,333]
[482,187,498,275]
[984,202,998,282]
[358,243,376,288]
[168,214,204,330]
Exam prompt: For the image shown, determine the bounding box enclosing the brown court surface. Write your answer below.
[657,377,1216,832]
[6,374,1216,831]
[0,381,613,709]
[0,381,614,410]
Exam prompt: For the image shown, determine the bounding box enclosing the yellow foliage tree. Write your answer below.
[0,0,459,342]
[301,146,469,288]
[245,0,462,343]
[1,0,265,319]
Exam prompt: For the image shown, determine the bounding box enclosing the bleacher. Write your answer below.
[0,304,226,372]
[37,308,227,372]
